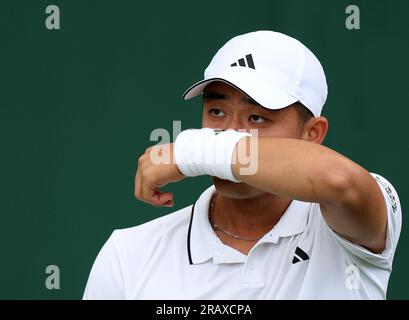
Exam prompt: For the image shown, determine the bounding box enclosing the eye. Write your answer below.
[249,114,267,124]
[209,108,225,117]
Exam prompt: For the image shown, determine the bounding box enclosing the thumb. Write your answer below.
[156,192,174,206]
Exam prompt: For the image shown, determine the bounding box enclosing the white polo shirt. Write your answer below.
[83,173,402,299]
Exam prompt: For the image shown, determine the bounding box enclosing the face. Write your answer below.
[201,81,307,200]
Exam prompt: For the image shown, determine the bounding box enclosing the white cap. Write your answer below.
[182,31,328,117]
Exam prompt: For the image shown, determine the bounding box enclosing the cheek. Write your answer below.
[201,112,212,128]
[257,122,302,138]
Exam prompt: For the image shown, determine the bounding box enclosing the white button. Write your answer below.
[248,263,255,271]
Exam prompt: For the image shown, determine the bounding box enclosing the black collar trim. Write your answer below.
[187,201,196,265]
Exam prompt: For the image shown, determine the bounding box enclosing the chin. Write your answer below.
[211,177,262,199]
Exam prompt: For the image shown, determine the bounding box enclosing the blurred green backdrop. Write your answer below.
[0,0,407,299]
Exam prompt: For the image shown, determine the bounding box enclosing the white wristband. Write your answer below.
[174,128,251,182]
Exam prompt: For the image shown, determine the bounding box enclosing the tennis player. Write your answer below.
[83,31,402,299]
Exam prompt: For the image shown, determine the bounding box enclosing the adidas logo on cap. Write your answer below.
[230,54,256,69]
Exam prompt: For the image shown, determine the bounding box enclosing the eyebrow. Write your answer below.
[203,90,260,106]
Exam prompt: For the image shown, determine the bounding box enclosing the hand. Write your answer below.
[135,143,185,207]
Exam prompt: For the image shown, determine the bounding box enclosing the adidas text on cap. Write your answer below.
[182,31,328,117]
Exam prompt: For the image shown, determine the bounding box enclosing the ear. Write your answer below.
[301,116,328,144]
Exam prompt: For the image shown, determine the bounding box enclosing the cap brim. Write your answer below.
[182,71,299,111]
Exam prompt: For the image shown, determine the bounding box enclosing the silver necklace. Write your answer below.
[209,198,263,242]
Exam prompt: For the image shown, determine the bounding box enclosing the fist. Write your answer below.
[135,143,185,207]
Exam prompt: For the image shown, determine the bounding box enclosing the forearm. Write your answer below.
[232,137,365,204]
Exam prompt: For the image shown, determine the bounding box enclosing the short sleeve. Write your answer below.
[324,173,402,269]
[83,230,126,300]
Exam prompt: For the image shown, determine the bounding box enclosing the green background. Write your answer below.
[0,0,407,299]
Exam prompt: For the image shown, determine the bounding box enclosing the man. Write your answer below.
[83,31,402,299]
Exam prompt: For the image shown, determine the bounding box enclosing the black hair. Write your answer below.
[292,102,314,125]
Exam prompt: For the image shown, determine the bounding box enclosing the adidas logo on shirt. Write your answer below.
[292,246,309,264]
[230,54,256,69]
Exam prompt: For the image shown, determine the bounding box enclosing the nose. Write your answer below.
[223,115,246,131]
